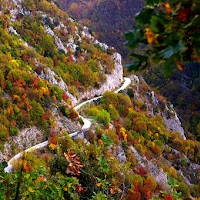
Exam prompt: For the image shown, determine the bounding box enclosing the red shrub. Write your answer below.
[126,192,141,200]
[69,110,79,119]
[145,151,151,160]
[164,195,174,200]
[129,138,136,145]
[139,166,145,177]
[62,93,69,101]
[50,131,57,145]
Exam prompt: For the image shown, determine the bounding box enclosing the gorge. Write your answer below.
[0,0,199,199]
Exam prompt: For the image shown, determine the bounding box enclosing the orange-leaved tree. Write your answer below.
[125,0,200,75]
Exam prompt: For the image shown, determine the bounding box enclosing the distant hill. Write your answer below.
[56,0,144,63]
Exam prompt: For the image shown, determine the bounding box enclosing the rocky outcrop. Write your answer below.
[82,26,94,40]
[77,52,123,102]
[44,26,68,54]
[0,151,4,164]
[162,108,186,140]
[35,26,123,106]
[113,145,126,164]
[67,35,78,53]
[164,145,199,186]
[131,75,186,140]
[129,146,169,191]
[8,26,19,36]
[9,0,124,107]
[37,52,123,106]
[51,106,81,133]
[37,67,78,105]
[3,126,44,160]
[10,0,23,22]
[94,40,109,51]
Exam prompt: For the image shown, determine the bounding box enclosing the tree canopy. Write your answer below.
[125,0,200,75]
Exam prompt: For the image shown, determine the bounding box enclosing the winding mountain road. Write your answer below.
[4,77,131,173]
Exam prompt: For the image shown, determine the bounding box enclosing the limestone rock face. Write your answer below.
[131,75,186,140]
[94,40,109,51]
[44,26,68,54]
[67,36,78,53]
[114,145,126,164]
[77,52,123,102]
[129,146,169,191]
[8,26,19,36]
[3,126,44,160]
[38,67,78,105]
[37,51,123,106]
[0,151,4,164]
[51,106,81,133]
[130,74,140,85]
[10,0,23,22]
[9,0,124,107]
[162,108,186,140]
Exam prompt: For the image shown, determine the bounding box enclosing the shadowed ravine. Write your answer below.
[4,77,131,173]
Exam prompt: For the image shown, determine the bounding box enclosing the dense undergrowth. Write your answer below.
[0,0,115,145]
[1,79,200,199]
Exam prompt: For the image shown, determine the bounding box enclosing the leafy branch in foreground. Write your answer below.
[124,0,200,75]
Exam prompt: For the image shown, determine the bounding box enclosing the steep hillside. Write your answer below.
[123,0,200,140]
[142,63,200,140]
[56,0,144,62]
[1,75,199,199]
[0,0,123,159]
[58,0,200,139]
[79,75,200,198]
[0,0,200,199]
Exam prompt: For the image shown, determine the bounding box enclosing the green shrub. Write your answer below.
[107,129,119,144]
[9,127,19,136]
[127,88,135,98]
[97,109,110,125]
[127,153,137,168]
[180,158,188,167]
[108,106,119,120]
[50,154,68,175]
[60,105,70,118]
[30,100,44,120]
[0,113,9,128]
[178,182,190,199]
[0,123,7,140]
[50,85,63,100]
[88,107,99,116]
[5,80,12,90]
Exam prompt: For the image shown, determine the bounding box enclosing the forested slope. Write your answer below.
[56,0,144,62]
[142,63,200,140]
[58,0,200,139]
[0,0,199,199]
[0,0,122,158]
